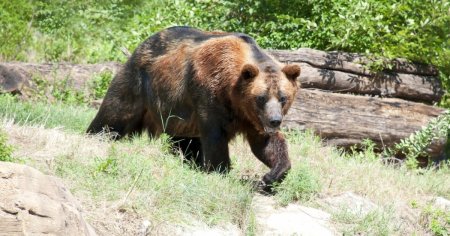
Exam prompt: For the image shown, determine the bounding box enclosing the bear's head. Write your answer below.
[234,62,301,134]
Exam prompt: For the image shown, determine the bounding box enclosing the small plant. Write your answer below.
[90,70,113,99]
[94,146,119,176]
[420,204,450,236]
[51,77,87,104]
[347,138,379,162]
[274,162,320,205]
[393,112,450,169]
[28,74,87,104]
[0,128,14,162]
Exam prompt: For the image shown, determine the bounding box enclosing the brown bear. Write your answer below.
[87,26,300,189]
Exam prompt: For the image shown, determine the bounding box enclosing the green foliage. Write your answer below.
[342,113,449,169]
[1,0,448,104]
[28,74,87,105]
[347,139,379,162]
[0,0,33,61]
[94,146,119,176]
[274,162,320,205]
[0,128,14,162]
[90,71,113,99]
[420,204,450,236]
[393,113,450,169]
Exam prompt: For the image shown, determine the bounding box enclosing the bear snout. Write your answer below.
[269,116,282,128]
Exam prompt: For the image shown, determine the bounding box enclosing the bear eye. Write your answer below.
[279,96,287,105]
[256,95,266,106]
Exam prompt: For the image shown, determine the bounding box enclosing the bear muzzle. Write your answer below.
[262,98,283,134]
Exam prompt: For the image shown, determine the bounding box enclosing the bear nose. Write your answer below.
[269,118,282,128]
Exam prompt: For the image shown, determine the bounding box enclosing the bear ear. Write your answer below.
[240,64,259,81]
[282,64,301,82]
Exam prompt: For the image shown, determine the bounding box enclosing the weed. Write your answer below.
[0,128,13,162]
[90,70,113,100]
[27,74,87,104]
[347,138,379,162]
[94,148,119,176]
[420,204,450,236]
[51,77,87,104]
[393,112,450,169]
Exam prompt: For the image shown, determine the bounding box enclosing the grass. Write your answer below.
[55,136,254,227]
[331,207,398,235]
[0,95,95,133]
[1,95,449,235]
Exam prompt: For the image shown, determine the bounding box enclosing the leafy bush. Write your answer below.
[393,113,450,169]
[0,0,449,105]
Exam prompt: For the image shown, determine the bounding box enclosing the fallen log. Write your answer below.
[269,48,439,76]
[296,62,443,103]
[283,89,446,156]
[0,62,121,90]
[268,49,443,103]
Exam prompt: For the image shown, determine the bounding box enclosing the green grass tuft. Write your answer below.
[274,162,321,205]
[0,94,95,133]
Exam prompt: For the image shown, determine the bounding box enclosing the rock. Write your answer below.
[320,192,378,216]
[0,162,97,236]
[253,195,336,236]
[433,197,450,211]
[0,64,26,94]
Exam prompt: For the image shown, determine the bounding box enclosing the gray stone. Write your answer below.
[0,64,25,94]
[433,197,450,211]
[0,162,97,236]
[253,195,336,236]
[320,192,378,216]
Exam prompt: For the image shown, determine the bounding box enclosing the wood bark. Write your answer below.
[268,48,439,76]
[294,62,443,103]
[283,89,446,151]
[268,49,443,103]
[0,62,121,90]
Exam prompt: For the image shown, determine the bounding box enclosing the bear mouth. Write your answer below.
[263,126,280,135]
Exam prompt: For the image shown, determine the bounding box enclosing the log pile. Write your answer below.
[0,48,447,158]
[268,49,446,159]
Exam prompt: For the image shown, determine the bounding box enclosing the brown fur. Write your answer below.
[87,26,301,190]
